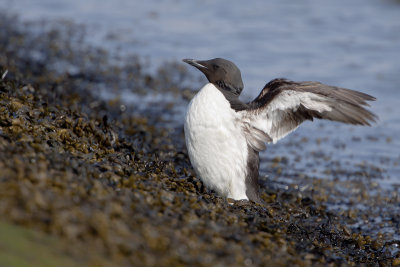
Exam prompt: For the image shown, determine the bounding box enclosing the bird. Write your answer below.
[182,58,377,203]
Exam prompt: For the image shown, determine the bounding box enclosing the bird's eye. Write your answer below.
[213,64,219,70]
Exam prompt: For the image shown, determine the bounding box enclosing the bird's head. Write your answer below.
[182,58,244,95]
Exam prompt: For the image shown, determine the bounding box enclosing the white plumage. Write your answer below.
[184,83,250,200]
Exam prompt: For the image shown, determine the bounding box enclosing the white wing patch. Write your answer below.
[240,90,333,145]
[267,90,332,114]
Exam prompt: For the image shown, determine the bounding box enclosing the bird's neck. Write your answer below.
[213,81,248,112]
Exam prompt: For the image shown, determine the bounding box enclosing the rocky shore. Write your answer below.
[0,13,399,266]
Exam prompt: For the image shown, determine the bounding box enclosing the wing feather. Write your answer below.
[239,78,377,148]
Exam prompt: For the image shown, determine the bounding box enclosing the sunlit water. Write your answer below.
[1,0,399,187]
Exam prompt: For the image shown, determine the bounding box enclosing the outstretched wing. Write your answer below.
[239,78,377,151]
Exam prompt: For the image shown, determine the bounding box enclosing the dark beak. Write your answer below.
[182,59,208,70]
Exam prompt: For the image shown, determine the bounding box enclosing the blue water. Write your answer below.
[1,0,399,186]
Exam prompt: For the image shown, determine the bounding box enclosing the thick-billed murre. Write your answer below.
[183,58,377,203]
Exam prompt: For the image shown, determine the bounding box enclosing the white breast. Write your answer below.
[184,83,249,200]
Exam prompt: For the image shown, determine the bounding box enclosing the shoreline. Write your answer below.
[0,12,399,266]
